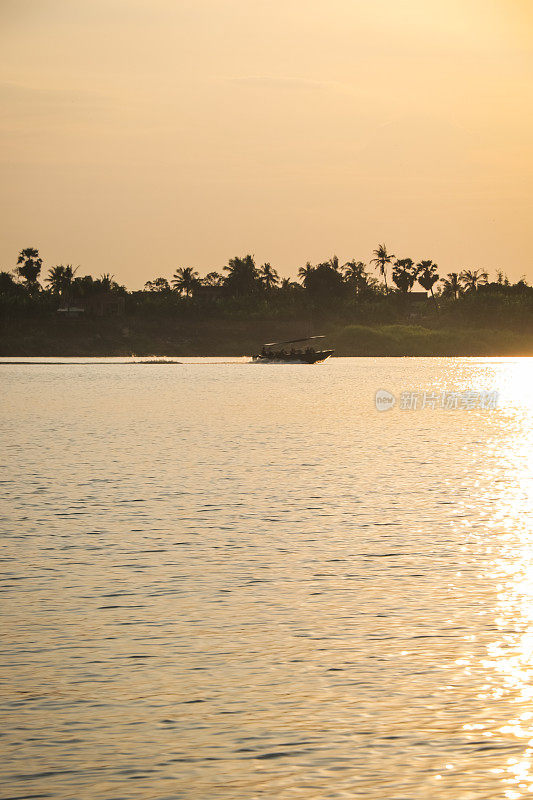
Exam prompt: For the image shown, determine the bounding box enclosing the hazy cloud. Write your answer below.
[220,75,351,93]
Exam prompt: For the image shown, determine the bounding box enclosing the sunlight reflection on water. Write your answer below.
[479,378,533,799]
[1,357,533,799]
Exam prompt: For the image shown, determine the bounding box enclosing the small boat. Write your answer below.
[252,335,334,364]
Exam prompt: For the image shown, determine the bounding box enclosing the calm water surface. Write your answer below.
[2,357,533,799]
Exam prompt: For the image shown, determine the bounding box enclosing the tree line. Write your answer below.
[1,245,531,312]
[141,246,513,301]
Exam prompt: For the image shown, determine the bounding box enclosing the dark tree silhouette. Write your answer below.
[223,255,260,296]
[258,262,280,291]
[0,271,18,293]
[495,270,510,286]
[460,269,489,292]
[145,277,170,292]
[297,262,315,287]
[303,262,345,300]
[343,260,373,297]
[202,272,224,287]
[392,258,418,292]
[70,275,97,298]
[46,266,65,295]
[46,265,77,296]
[371,244,395,294]
[442,272,462,300]
[172,267,199,297]
[16,247,42,288]
[417,260,440,305]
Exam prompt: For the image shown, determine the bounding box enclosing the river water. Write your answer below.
[2,357,533,799]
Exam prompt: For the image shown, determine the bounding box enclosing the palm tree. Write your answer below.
[99,273,114,291]
[46,264,77,295]
[370,244,395,294]
[172,267,199,297]
[441,272,462,300]
[258,262,280,291]
[392,258,418,293]
[417,260,440,305]
[297,262,315,287]
[46,265,66,295]
[223,255,260,296]
[343,260,370,297]
[459,268,488,293]
[329,255,341,272]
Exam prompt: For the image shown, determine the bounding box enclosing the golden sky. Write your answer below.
[1,0,532,287]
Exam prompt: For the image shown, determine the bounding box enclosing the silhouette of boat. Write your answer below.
[252,335,334,364]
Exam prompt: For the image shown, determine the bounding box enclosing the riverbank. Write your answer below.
[2,317,533,357]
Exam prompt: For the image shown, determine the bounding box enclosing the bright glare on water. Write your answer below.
[2,356,533,799]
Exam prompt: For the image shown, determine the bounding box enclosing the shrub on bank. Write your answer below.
[333,325,531,357]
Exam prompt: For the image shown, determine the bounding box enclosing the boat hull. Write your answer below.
[252,349,334,364]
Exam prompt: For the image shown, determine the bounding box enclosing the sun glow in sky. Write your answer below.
[1,0,532,287]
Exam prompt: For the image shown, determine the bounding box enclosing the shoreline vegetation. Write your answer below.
[2,247,533,357]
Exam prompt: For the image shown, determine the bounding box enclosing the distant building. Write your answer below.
[57,306,85,318]
[80,293,125,316]
[407,291,429,302]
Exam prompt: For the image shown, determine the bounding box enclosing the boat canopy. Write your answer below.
[263,335,326,347]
